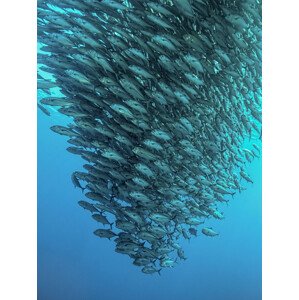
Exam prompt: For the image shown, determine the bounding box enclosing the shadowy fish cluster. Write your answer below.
[37,0,261,274]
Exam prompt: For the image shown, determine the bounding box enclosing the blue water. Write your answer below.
[38,108,262,300]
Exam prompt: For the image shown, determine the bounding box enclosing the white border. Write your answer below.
[0,0,36,299]
[263,0,299,299]
[1,0,299,299]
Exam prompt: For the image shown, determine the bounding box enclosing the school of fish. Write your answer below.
[37,0,262,275]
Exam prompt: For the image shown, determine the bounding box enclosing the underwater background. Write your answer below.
[38,107,261,299]
[37,0,262,299]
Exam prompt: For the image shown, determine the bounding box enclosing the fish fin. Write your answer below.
[157,269,162,276]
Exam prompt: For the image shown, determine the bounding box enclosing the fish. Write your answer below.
[212,210,225,220]
[149,213,172,224]
[141,266,162,275]
[172,0,194,18]
[40,97,71,107]
[123,99,148,114]
[151,129,172,141]
[177,249,187,260]
[202,227,219,237]
[71,173,85,192]
[152,35,176,52]
[110,104,134,119]
[188,228,198,237]
[101,149,127,163]
[133,257,152,266]
[132,147,158,161]
[185,217,204,226]
[160,257,176,268]
[50,125,79,137]
[92,214,113,229]
[37,103,51,116]
[134,163,155,178]
[115,220,136,232]
[78,201,98,213]
[94,229,117,240]
[240,170,254,184]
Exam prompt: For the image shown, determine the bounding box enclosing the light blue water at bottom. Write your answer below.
[38,109,262,300]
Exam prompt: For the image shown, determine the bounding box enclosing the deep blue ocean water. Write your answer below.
[38,107,262,300]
